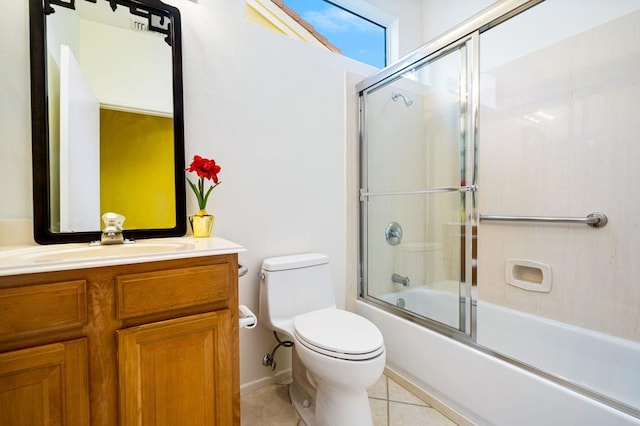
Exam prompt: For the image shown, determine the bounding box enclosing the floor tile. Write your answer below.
[368,375,388,400]
[240,382,299,426]
[240,374,458,426]
[369,397,388,426]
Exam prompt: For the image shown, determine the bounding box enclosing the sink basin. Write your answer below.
[6,241,196,263]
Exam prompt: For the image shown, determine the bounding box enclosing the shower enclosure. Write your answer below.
[360,37,473,332]
[358,0,640,420]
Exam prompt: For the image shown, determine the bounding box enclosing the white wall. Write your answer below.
[0,1,32,222]
[0,0,427,390]
[422,0,497,42]
[363,0,424,62]
[78,20,173,113]
[477,6,640,342]
[173,0,368,387]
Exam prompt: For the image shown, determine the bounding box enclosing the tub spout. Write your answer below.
[392,273,410,287]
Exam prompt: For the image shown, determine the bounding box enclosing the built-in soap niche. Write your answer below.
[505,259,552,292]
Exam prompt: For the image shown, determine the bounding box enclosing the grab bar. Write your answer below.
[479,212,608,228]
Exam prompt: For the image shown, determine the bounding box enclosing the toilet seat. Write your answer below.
[293,308,384,361]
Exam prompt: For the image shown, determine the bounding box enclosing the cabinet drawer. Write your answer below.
[0,281,87,341]
[116,264,230,319]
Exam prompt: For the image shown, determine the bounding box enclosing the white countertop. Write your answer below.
[0,236,246,276]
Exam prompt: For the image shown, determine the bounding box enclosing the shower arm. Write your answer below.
[392,92,413,106]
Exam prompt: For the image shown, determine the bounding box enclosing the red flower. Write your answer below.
[185,155,222,212]
[186,155,221,183]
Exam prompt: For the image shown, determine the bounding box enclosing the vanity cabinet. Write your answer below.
[0,338,90,425]
[0,253,240,426]
[118,312,233,425]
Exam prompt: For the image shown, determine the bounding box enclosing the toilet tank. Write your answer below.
[259,253,336,332]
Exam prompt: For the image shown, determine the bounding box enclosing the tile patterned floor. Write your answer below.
[241,374,458,426]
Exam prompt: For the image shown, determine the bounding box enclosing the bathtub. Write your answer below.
[357,286,640,425]
[377,284,461,329]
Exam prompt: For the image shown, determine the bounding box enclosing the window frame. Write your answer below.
[287,0,399,67]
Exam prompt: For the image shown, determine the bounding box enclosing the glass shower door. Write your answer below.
[360,39,473,332]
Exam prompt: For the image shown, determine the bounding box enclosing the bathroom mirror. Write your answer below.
[29,0,186,244]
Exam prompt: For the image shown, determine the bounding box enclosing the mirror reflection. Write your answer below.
[31,0,186,243]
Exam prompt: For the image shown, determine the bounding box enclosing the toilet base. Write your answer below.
[313,382,374,426]
[289,381,374,426]
[290,382,314,425]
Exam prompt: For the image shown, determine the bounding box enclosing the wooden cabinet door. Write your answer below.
[0,339,90,426]
[118,311,233,426]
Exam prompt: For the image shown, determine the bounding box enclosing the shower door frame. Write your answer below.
[358,35,475,338]
[356,0,640,419]
[357,0,546,340]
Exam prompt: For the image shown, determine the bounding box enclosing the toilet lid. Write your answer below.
[293,308,384,361]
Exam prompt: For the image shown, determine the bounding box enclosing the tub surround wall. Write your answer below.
[363,80,427,298]
[363,64,464,300]
[478,8,640,343]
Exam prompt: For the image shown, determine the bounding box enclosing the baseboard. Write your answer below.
[383,366,476,426]
[240,369,293,395]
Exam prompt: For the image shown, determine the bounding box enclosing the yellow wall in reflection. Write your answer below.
[100,109,175,229]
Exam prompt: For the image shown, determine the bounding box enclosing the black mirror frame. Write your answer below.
[29,0,186,244]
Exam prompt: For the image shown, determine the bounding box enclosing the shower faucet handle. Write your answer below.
[385,222,403,246]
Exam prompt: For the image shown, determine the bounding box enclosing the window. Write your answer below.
[246,0,395,68]
[283,0,387,68]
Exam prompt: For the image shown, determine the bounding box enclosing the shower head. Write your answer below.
[392,92,413,107]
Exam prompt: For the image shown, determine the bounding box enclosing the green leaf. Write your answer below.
[201,182,220,209]
[187,178,206,209]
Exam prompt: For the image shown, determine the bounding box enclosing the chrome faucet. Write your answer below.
[100,212,126,245]
[392,273,410,287]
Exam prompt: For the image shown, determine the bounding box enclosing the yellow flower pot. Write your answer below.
[189,214,215,238]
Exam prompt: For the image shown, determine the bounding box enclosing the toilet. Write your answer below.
[259,253,386,426]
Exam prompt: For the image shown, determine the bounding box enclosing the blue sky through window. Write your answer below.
[283,0,386,68]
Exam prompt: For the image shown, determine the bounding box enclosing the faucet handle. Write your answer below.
[102,212,125,231]
[94,212,133,246]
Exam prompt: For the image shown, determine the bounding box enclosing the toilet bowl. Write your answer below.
[259,254,386,426]
[293,308,385,425]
